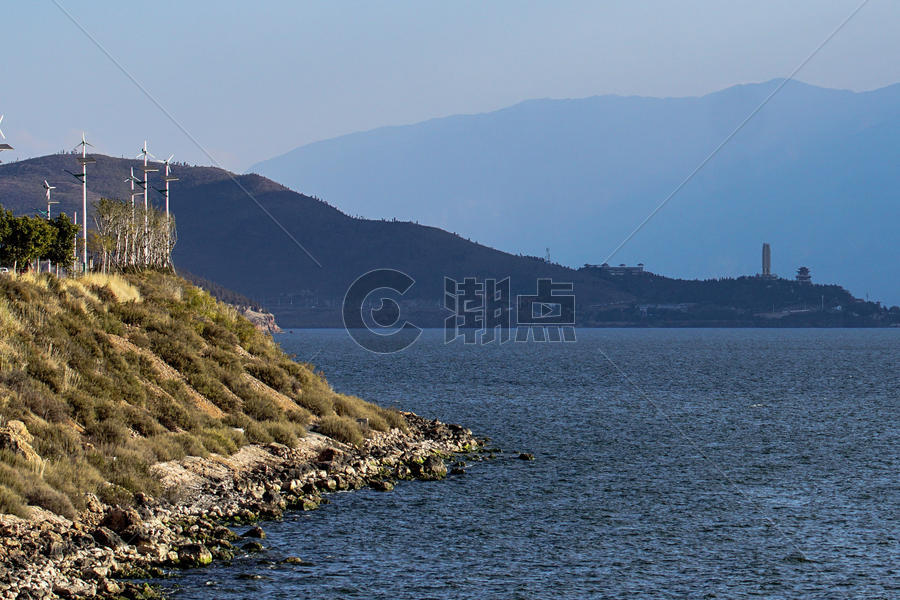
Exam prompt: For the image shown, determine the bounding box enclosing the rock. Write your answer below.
[282,556,312,565]
[91,527,124,549]
[237,573,262,580]
[136,541,169,562]
[99,578,122,595]
[101,506,142,534]
[240,307,282,335]
[450,467,466,475]
[52,581,95,599]
[0,420,41,465]
[82,565,109,580]
[420,455,447,480]
[518,452,535,461]
[241,541,264,553]
[177,543,213,568]
[241,526,265,539]
[370,480,394,492]
[316,447,344,464]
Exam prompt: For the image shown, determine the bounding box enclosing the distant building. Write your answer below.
[589,262,645,276]
[760,243,777,279]
[796,266,812,284]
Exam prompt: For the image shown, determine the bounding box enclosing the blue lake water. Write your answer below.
[165,329,898,599]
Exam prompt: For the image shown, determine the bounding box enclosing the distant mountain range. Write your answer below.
[251,79,900,306]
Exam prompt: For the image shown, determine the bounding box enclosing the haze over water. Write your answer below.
[165,329,898,599]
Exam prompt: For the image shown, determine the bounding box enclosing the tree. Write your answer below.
[92,197,176,271]
[0,214,54,271]
[0,206,11,244]
[46,214,78,271]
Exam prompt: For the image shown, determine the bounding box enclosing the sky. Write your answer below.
[1,1,898,172]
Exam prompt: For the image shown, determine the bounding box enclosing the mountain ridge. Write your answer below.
[250,79,900,305]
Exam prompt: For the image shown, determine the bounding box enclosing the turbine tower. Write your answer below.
[137,141,157,263]
[41,181,58,273]
[42,180,58,219]
[155,154,178,264]
[68,133,95,273]
[124,167,146,267]
[0,115,13,159]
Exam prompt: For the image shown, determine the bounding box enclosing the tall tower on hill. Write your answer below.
[761,243,775,279]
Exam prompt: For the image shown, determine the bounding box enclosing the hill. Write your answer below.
[0,271,405,518]
[251,79,900,306]
[578,267,898,327]
[0,154,630,326]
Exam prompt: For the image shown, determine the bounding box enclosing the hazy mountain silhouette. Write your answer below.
[252,79,900,305]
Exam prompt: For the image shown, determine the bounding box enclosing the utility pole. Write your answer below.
[125,166,145,266]
[156,154,177,266]
[42,180,58,273]
[73,212,78,267]
[137,141,157,264]
[68,133,95,274]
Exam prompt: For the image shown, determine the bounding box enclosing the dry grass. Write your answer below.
[0,270,402,517]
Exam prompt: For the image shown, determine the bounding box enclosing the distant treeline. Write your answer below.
[0,205,78,271]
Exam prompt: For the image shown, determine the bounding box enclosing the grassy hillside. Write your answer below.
[0,271,404,519]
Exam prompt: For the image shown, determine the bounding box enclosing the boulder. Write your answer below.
[177,543,213,568]
[91,527,124,549]
[518,453,535,461]
[241,526,265,539]
[420,455,447,480]
[100,507,142,535]
[370,480,394,492]
[241,541,265,553]
[0,420,41,465]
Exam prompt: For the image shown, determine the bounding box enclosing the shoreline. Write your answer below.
[0,413,485,600]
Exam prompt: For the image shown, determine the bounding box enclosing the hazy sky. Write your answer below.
[2,1,897,172]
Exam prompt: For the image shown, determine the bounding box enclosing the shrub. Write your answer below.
[242,394,281,422]
[140,434,187,462]
[245,362,292,395]
[201,322,238,348]
[317,415,364,447]
[262,421,298,447]
[24,483,76,519]
[85,419,130,446]
[42,458,104,510]
[198,426,241,455]
[243,421,273,444]
[0,485,29,518]
[22,387,69,423]
[295,386,334,417]
[29,422,82,460]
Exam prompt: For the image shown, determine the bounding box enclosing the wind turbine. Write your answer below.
[137,141,158,263]
[68,132,95,273]
[40,180,59,273]
[124,167,145,266]
[154,154,178,263]
[0,115,13,160]
[42,180,59,219]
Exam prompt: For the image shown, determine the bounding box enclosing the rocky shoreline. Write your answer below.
[0,413,485,600]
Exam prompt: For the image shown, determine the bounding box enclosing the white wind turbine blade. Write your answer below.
[0,115,5,139]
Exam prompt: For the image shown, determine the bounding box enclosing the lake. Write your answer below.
[164,329,899,599]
